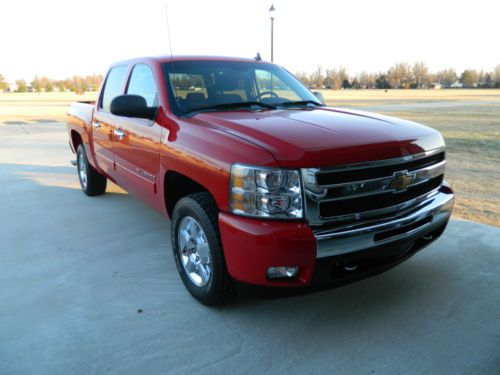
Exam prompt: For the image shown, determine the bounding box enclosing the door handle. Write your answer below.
[114,129,126,140]
[92,121,101,129]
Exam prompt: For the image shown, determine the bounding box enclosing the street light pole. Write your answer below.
[269,4,275,62]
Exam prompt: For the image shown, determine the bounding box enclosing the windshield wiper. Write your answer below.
[278,100,324,108]
[184,101,276,117]
[212,101,277,110]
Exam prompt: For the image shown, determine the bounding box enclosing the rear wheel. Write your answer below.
[171,192,235,305]
[76,144,107,196]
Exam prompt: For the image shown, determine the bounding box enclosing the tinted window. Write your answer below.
[126,64,158,107]
[101,66,128,111]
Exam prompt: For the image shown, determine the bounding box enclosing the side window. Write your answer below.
[100,66,128,111]
[126,64,158,107]
[255,70,301,101]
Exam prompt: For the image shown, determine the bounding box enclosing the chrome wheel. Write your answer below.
[78,153,88,189]
[178,216,212,287]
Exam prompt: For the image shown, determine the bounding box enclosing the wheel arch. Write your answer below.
[70,130,83,153]
[164,170,214,218]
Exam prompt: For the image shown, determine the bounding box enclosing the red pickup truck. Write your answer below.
[67,55,454,304]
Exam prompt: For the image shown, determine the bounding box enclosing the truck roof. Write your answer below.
[111,55,268,66]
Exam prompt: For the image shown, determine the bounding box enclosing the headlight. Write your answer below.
[230,164,303,219]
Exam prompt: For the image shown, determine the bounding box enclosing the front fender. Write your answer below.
[159,118,279,213]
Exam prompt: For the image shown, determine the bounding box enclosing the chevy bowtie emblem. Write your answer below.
[389,171,415,192]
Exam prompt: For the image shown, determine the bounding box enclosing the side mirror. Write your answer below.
[110,95,157,120]
[313,91,325,104]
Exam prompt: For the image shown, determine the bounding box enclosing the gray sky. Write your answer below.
[1,0,498,81]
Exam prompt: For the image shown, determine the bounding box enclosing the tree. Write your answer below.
[325,66,348,90]
[310,65,324,88]
[356,71,377,89]
[0,74,9,91]
[85,74,103,91]
[413,62,430,89]
[376,74,391,89]
[46,82,54,92]
[434,68,458,87]
[16,79,28,92]
[493,64,500,87]
[80,81,89,93]
[387,62,412,88]
[460,69,479,87]
[32,76,42,92]
[483,73,494,88]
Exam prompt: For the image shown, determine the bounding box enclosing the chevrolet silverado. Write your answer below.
[67,56,455,305]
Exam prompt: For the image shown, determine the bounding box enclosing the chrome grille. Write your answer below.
[301,148,446,227]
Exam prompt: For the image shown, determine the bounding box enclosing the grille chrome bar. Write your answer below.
[316,160,445,201]
[318,186,440,225]
[311,147,445,174]
[301,147,446,227]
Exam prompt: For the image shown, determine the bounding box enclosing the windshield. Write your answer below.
[162,60,322,116]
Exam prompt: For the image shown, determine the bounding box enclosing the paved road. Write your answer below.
[1,122,499,374]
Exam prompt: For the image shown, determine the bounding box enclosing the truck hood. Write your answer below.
[194,107,444,168]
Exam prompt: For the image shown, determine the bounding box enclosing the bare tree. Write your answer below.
[413,62,429,88]
[310,65,324,88]
[387,62,412,89]
[356,71,377,89]
[325,66,348,90]
[434,68,458,87]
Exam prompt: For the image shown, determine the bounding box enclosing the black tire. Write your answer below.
[171,192,235,305]
[76,144,107,196]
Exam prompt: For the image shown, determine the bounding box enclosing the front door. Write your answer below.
[112,64,162,208]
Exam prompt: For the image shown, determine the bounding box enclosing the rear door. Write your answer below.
[112,63,162,208]
[92,65,128,178]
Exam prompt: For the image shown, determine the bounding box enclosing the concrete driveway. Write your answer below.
[0,122,499,374]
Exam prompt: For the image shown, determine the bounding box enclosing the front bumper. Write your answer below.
[219,185,454,287]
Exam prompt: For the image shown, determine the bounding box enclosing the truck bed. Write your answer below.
[67,101,95,125]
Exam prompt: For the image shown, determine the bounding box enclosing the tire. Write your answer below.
[76,144,107,196]
[171,192,235,305]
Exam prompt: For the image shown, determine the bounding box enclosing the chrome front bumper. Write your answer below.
[314,189,454,258]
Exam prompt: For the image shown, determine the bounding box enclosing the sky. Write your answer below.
[0,0,499,82]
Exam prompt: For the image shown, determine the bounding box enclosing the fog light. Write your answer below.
[267,266,299,279]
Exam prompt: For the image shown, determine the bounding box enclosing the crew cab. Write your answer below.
[67,55,454,305]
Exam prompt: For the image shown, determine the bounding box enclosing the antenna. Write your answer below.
[164,3,174,60]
